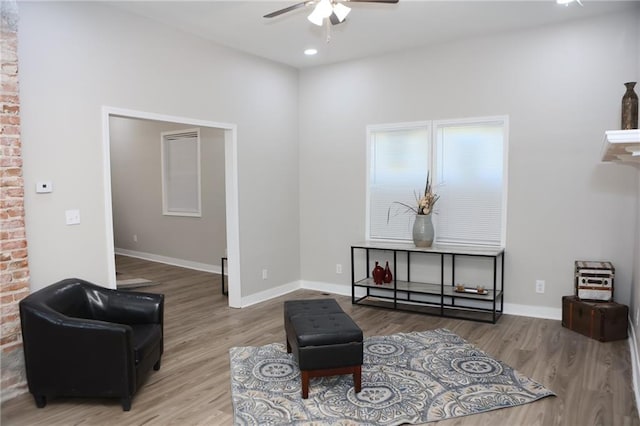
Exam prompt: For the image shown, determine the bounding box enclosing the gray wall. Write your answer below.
[19,2,300,296]
[17,1,640,315]
[110,117,226,267]
[629,170,640,322]
[630,11,640,395]
[298,10,639,313]
[632,170,640,383]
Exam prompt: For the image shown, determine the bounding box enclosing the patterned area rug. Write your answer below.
[230,328,554,425]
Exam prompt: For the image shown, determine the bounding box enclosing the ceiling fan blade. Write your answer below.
[263,1,313,18]
[329,12,345,25]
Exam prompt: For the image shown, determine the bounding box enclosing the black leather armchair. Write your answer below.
[19,278,164,411]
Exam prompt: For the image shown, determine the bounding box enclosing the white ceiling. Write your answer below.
[111,1,639,69]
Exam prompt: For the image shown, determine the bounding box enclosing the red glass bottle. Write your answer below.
[383,261,393,284]
[372,261,385,285]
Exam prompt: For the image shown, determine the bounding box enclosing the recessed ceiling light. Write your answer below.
[304,48,318,56]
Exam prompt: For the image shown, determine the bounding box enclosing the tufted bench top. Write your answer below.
[290,313,362,347]
[284,298,344,318]
[284,299,363,347]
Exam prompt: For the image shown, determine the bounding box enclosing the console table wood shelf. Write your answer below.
[350,241,505,323]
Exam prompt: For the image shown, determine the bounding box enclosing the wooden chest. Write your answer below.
[561,296,628,342]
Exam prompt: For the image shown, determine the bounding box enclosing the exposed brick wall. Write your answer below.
[1,0,29,401]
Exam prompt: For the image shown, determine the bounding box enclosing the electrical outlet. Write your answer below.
[133,234,138,242]
[336,264,343,274]
[262,269,268,280]
[535,280,545,294]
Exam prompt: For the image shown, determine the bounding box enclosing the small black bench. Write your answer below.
[284,299,363,399]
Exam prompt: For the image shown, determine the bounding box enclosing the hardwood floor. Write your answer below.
[2,256,638,425]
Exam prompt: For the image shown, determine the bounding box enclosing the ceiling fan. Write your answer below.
[264,0,399,26]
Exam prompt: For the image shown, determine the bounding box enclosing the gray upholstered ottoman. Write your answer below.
[284,299,363,399]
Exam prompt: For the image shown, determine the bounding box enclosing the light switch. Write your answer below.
[65,209,80,225]
[36,181,53,193]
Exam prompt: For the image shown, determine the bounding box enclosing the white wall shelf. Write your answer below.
[602,130,640,164]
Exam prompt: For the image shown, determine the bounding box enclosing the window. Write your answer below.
[161,128,201,217]
[367,122,431,241]
[367,117,508,247]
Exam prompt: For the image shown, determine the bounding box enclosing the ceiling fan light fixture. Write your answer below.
[307,8,325,26]
[316,0,334,17]
[308,0,333,26]
[332,2,351,22]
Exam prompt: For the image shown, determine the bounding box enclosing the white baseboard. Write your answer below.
[503,303,562,320]
[115,248,222,274]
[301,280,352,296]
[240,280,301,307]
[629,320,640,419]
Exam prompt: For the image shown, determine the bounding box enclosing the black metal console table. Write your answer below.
[351,241,504,323]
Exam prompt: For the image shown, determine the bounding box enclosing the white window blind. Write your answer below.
[161,129,201,217]
[434,120,506,246]
[366,117,508,247]
[368,124,430,240]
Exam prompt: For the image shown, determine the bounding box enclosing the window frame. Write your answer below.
[366,116,509,247]
[161,128,202,217]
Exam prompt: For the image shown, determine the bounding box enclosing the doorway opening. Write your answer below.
[101,107,241,307]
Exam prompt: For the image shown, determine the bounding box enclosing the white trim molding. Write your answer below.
[240,281,301,308]
[503,303,562,320]
[301,280,352,297]
[115,249,222,275]
[102,106,241,308]
[629,321,640,419]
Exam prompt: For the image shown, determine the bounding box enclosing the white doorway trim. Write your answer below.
[101,106,242,308]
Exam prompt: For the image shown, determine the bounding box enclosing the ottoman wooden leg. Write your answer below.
[353,365,362,393]
[301,370,310,399]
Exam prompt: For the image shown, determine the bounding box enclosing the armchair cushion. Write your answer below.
[19,278,164,411]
